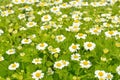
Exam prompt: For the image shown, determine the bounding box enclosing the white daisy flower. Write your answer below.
[71,53,81,61]
[54,0,63,4]
[1,11,9,17]
[106,73,113,80]
[32,70,44,80]
[26,21,37,28]
[0,29,4,35]
[50,6,60,13]
[20,0,26,3]
[75,33,87,39]
[36,43,48,50]
[18,14,25,19]
[0,56,4,61]
[95,70,107,79]
[54,61,64,69]
[40,25,51,30]
[55,35,66,42]
[89,27,102,35]
[116,65,120,75]
[8,62,19,70]
[50,48,60,54]
[84,42,96,51]
[83,17,92,22]
[32,58,42,65]
[69,43,80,52]
[41,14,52,22]
[80,60,92,68]
[61,60,69,67]
[6,49,16,55]
[105,30,118,37]
[12,0,20,4]
[21,38,32,44]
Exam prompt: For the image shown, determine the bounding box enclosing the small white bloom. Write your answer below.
[105,30,118,37]
[106,73,113,80]
[71,53,81,61]
[55,35,66,42]
[18,14,25,19]
[0,56,4,61]
[8,62,19,70]
[54,61,64,69]
[75,33,87,39]
[32,70,44,80]
[0,29,4,35]
[84,42,96,51]
[80,60,92,68]
[69,43,80,52]
[116,65,120,75]
[41,14,52,22]
[32,58,42,65]
[50,6,60,13]
[21,38,32,44]
[26,21,37,28]
[6,49,16,55]
[95,70,107,79]
[36,43,48,50]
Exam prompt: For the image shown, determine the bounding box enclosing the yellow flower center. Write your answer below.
[44,16,48,19]
[40,43,45,47]
[53,8,57,10]
[35,59,40,62]
[35,72,41,77]
[72,45,77,49]
[87,43,92,47]
[108,31,114,35]
[29,22,33,25]
[56,63,62,67]
[78,33,83,37]
[74,55,79,58]
[98,72,104,76]
[93,29,98,33]
[12,64,17,68]
[24,39,29,42]
[83,61,88,65]
[58,36,62,40]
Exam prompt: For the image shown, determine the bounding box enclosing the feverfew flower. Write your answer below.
[84,42,96,51]
[32,58,42,65]
[32,70,44,80]
[50,6,60,13]
[21,38,32,44]
[105,30,118,37]
[89,27,102,35]
[75,33,87,39]
[8,62,19,70]
[54,60,64,69]
[26,21,37,28]
[71,53,81,61]
[55,35,66,42]
[54,60,69,69]
[106,73,113,80]
[95,70,107,79]
[54,0,63,4]
[116,65,120,75]
[36,43,48,50]
[0,56,4,61]
[6,49,16,55]
[0,29,4,35]
[69,43,80,52]
[18,14,25,19]
[41,14,52,22]
[80,60,92,68]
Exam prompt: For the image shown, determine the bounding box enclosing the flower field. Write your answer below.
[0,0,120,80]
